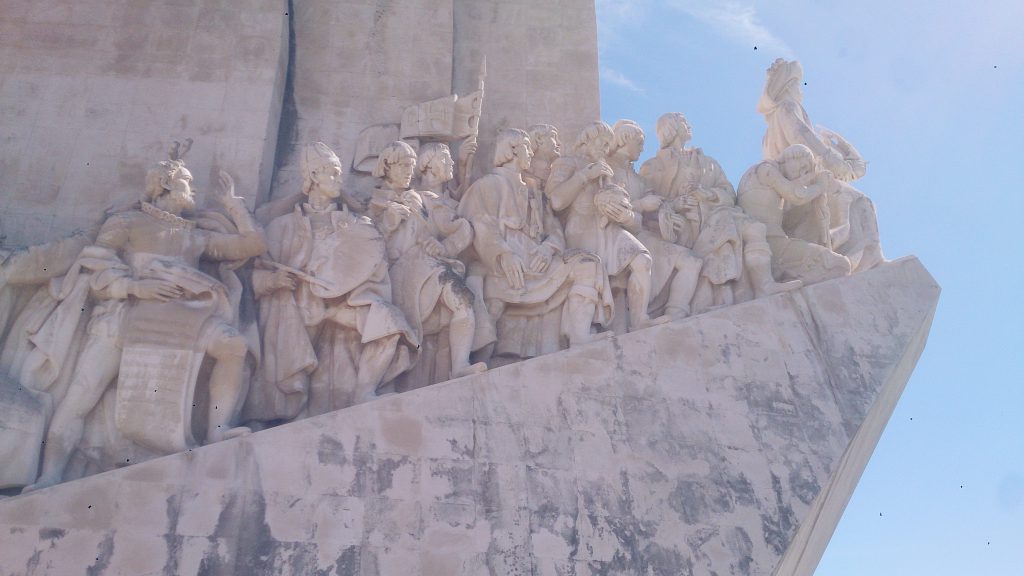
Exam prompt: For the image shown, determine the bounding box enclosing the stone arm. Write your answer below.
[459,176,516,270]
[544,158,588,212]
[621,201,645,235]
[251,264,279,300]
[698,157,738,207]
[775,101,831,160]
[638,157,667,199]
[539,195,566,256]
[203,200,268,262]
[757,162,827,206]
[0,230,92,288]
[433,209,474,259]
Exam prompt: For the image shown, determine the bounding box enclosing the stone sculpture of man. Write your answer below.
[416,141,476,204]
[640,112,799,310]
[737,144,852,284]
[523,124,561,192]
[369,141,487,382]
[458,128,612,360]
[26,159,266,491]
[0,230,94,489]
[546,121,663,332]
[608,120,702,320]
[245,142,416,422]
[758,58,884,271]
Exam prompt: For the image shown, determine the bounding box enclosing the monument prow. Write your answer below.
[0,257,938,576]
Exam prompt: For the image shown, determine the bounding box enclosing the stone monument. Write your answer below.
[0,2,937,575]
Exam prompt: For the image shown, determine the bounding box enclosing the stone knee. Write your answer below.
[742,220,768,244]
[208,333,248,361]
[568,257,601,288]
[441,278,474,321]
[676,250,702,272]
[629,252,653,276]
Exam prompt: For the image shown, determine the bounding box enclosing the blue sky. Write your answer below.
[595,1,1024,573]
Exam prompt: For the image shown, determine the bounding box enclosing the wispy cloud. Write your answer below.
[600,66,646,93]
[595,0,649,51]
[666,0,794,58]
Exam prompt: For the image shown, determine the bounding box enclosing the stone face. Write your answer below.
[0,0,288,246]
[0,257,939,575]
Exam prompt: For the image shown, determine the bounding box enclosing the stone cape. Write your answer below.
[0,257,939,575]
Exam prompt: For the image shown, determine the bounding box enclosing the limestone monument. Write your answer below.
[0,2,937,575]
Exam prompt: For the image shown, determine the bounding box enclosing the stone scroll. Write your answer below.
[114,298,217,454]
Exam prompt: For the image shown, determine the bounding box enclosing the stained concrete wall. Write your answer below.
[0,0,288,246]
[0,258,939,575]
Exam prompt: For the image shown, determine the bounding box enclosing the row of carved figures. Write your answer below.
[0,58,884,492]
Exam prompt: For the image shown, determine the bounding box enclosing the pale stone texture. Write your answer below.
[269,0,456,199]
[453,0,601,180]
[0,0,288,246]
[269,0,600,198]
[0,257,939,575]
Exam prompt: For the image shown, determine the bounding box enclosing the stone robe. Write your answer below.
[640,147,746,286]
[246,204,416,421]
[459,169,612,358]
[369,187,474,387]
[546,155,648,277]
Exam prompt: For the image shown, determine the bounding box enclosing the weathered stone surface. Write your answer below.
[452,0,600,180]
[0,257,938,575]
[269,0,600,197]
[0,0,288,245]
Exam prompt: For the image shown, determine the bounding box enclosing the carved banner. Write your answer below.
[115,299,216,453]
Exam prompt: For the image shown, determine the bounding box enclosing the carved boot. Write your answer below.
[745,243,801,298]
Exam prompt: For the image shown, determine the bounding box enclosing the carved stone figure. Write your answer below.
[523,124,561,193]
[458,128,612,360]
[24,159,266,492]
[0,231,94,489]
[737,144,852,284]
[758,58,885,271]
[609,120,702,320]
[245,143,417,423]
[641,113,799,311]
[415,141,475,207]
[546,121,663,332]
[368,141,487,382]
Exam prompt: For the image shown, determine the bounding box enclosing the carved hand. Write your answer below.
[458,136,478,163]
[387,201,413,221]
[130,279,183,301]
[272,269,296,292]
[499,252,526,290]
[634,194,663,212]
[815,170,839,195]
[604,201,634,225]
[528,245,553,274]
[423,237,445,258]
[213,170,245,208]
[583,160,614,181]
[670,211,693,232]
